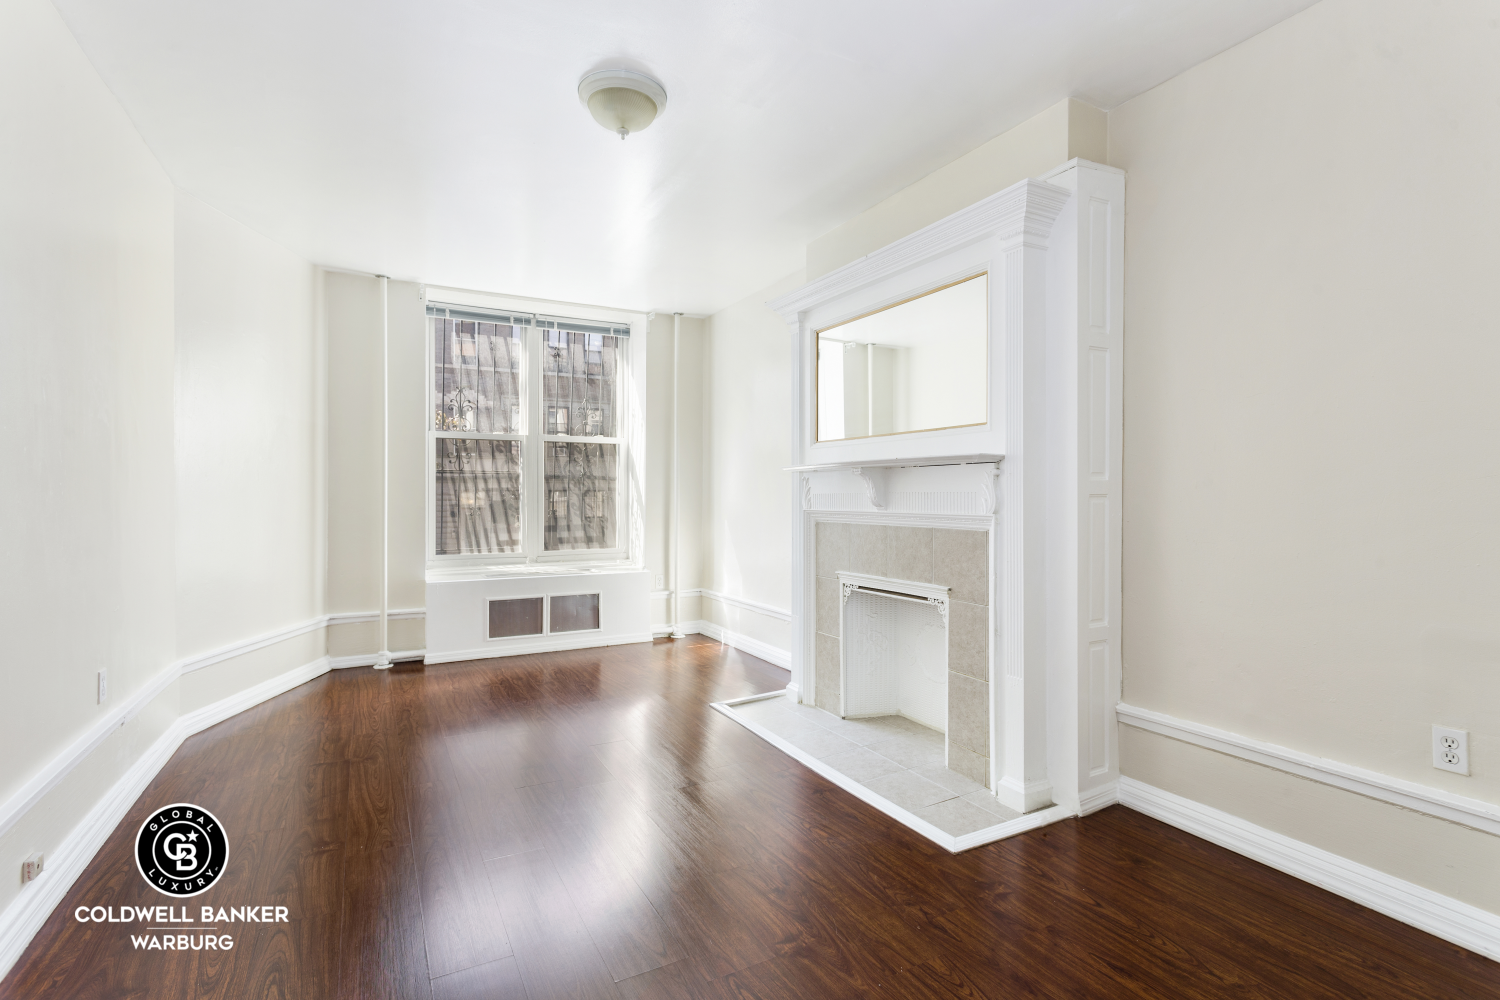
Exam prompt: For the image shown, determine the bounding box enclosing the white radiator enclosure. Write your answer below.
[424,568,651,663]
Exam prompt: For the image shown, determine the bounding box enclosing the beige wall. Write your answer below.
[805,98,1106,279]
[1111,0,1500,906]
[698,271,803,651]
[323,273,427,635]
[0,0,179,917]
[0,0,333,929]
[646,314,705,627]
[174,191,320,657]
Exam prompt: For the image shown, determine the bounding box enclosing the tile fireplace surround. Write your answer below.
[815,523,991,787]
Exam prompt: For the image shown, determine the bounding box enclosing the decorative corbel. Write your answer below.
[801,472,814,510]
[850,467,889,510]
[840,581,857,606]
[976,462,1001,515]
[931,596,950,628]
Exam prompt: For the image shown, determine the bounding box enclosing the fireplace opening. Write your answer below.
[839,574,949,732]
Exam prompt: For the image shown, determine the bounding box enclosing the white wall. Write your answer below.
[1111,0,1500,912]
[174,191,319,662]
[699,272,804,650]
[0,0,178,919]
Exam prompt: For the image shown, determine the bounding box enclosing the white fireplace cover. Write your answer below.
[838,573,950,730]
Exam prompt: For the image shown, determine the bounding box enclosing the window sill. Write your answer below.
[426,560,643,584]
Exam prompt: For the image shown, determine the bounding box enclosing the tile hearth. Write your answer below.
[725,695,1021,837]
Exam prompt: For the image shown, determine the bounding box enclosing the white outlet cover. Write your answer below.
[1432,725,1469,775]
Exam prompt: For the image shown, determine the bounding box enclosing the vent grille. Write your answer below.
[488,597,543,638]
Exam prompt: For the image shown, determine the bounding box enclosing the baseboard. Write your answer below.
[1117,776,1500,962]
[328,649,427,669]
[422,632,655,664]
[0,613,353,843]
[0,654,334,982]
[177,655,333,733]
[694,620,791,669]
[1078,780,1120,816]
[0,662,179,842]
[1116,703,1500,837]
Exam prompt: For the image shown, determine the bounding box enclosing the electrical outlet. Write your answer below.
[22,853,43,883]
[655,574,664,590]
[1433,726,1469,775]
[97,669,108,705]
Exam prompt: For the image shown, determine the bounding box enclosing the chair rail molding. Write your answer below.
[769,160,1125,820]
[1117,703,1500,837]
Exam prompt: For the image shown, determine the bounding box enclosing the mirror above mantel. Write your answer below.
[816,273,988,442]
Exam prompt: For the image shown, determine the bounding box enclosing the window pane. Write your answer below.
[433,319,522,433]
[544,442,617,550]
[436,439,522,555]
[542,330,619,436]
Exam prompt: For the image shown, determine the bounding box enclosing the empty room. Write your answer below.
[1,0,1497,996]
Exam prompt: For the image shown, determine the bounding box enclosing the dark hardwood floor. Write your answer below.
[4,637,1496,999]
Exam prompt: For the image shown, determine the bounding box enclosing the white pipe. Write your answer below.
[374,276,392,669]
[669,312,685,639]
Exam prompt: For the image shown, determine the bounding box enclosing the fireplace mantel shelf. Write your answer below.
[785,453,1002,473]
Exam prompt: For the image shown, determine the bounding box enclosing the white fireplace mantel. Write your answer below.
[769,159,1125,821]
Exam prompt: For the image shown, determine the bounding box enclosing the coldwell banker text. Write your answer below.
[74,904,289,951]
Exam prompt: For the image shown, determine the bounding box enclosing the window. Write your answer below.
[428,303,632,564]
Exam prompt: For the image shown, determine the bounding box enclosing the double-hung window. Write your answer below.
[428,302,632,565]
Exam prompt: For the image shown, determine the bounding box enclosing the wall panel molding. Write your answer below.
[698,588,793,623]
[1117,703,1500,837]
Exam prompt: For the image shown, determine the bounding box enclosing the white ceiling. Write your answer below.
[53,0,1316,315]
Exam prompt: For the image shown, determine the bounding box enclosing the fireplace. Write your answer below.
[773,165,1125,820]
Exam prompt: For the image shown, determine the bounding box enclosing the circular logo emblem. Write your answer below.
[134,803,228,897]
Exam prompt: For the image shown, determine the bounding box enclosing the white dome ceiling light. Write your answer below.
[578,69,668,140]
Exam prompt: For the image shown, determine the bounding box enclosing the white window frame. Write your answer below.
[424,288,647,576]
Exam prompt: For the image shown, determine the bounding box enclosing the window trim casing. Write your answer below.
[423,288,646,577]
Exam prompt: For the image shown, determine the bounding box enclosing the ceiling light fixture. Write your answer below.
[578,69,668,140]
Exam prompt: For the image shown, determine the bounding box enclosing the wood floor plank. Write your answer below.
[550,846,688,982]
[485,849,623,1000]
[430,957,528,1000]
[4,642,1497,1000]
[413,833,513,979]
[337,845,429,1000]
